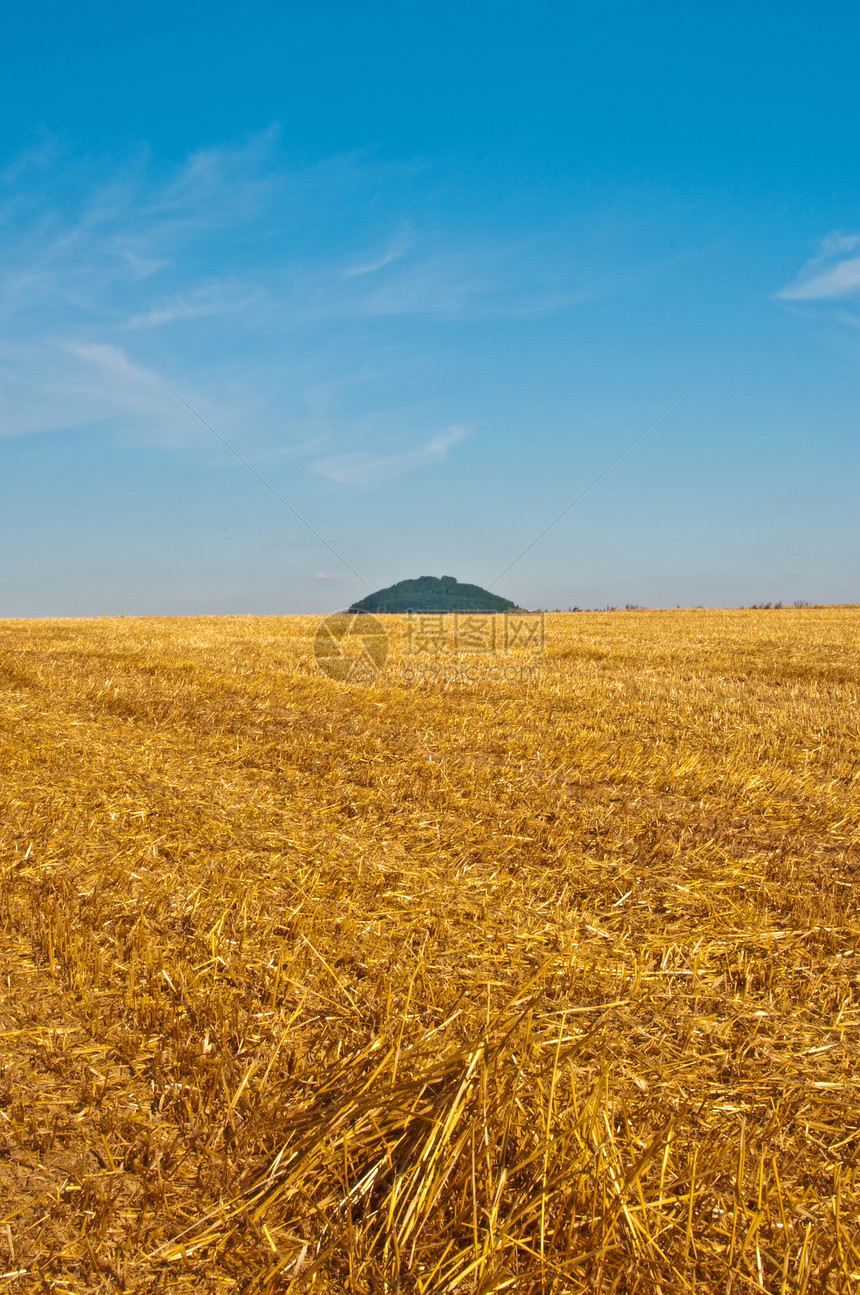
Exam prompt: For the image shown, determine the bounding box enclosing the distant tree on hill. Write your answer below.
[349,575,520,614]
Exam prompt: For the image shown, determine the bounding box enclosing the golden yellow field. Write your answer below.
[1,609,858,1293]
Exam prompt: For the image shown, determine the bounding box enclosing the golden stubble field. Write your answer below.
[0,608,858,1294]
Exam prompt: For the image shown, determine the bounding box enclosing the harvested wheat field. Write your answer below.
[1,608,859,1294]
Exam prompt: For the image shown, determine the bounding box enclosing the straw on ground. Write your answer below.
[0,608,858,1292]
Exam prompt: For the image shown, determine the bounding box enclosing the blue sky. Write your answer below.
[1,1,858,614]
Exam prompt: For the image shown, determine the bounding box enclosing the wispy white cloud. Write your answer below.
[0,132,636,480]
[125,282,260,329]
[0,135,318,443]
[776,232,860,301]
[314,572,341,580]
[66,340,157,384]
[55,341,205,444]
[312,426,468,487]
[344,246,406,277]
[117,249,169,281]
[344,226,412,277]
[252,432,330,461]
[0,335,179,440]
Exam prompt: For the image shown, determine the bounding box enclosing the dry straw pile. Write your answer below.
[0,608,858,1293]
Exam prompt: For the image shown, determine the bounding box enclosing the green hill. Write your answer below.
[349,575,519,614]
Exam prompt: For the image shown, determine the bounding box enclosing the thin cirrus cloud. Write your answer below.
[343,226,413,278]
[125,283,261,330]
[312,426,469,487]
[60,340,213,445]
[0,336,180,441]
[775,232,860,301]
[67,341,158,387]
[0,131,630,496]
